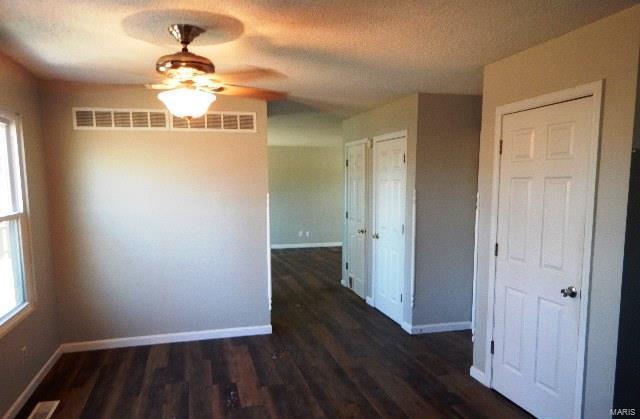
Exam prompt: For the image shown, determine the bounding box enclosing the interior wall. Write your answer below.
[413,93,481,326]
[0,54,59,416]
[343,94,419,322]
[473,5,640,418]
[268,146,343,246]
[268,111,343,147]
[40,82,271,343]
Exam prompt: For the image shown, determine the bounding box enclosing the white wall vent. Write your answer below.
[73,108,256,133]
[171,112,256,132]
[74,108,169,130]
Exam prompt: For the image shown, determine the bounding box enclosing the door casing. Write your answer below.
[478,81,603,419]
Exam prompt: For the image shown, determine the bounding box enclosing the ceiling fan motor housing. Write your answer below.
[156,24,215,78]
[156,51,215,78]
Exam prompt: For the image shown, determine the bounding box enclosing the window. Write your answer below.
[0,112,30,331]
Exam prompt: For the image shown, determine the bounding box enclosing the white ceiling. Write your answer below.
[0,0,636,114]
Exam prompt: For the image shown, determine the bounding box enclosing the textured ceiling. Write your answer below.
[0,0,636,114]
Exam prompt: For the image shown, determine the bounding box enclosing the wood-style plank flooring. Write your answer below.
[17,247,529,418]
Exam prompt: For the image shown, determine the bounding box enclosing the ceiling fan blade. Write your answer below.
[216,84,286,101]
[200,68,284,84]
[191,75,225,90]
[145,80,181,90]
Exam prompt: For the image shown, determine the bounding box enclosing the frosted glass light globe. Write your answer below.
[158,88,216,119]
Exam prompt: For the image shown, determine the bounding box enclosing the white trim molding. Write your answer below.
[60,325,272,353]
[271,242,342,249]
[2,347,62,419]
[469,366,490,387]
[403,321,471,335]
[266,194,272,311]
[365,296,374,307]
[477,80,603,419]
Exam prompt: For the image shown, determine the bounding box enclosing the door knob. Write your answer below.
[560,286,577,298]
[372,233,379,239]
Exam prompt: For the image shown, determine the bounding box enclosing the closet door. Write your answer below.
[372,134,406,324]
[345,141,367,298]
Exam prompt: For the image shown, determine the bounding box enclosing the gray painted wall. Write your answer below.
[40,82,271,343]
[268,146,343,245]
[413,94,481,325]
[473,6,640,418]
[0,54,59,416]
[268,112,343,147]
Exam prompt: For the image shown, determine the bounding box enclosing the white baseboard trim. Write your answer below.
[401,321,413,334]
[403,321,471,335]
[2,347,62,419]
[271,242,342,249]
[365,296,374,307]
[470,365,491,387]
[60,324,273,353]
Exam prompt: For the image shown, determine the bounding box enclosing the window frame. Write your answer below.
[0,110,36,338]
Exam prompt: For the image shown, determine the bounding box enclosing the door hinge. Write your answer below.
[494,243,499,257]
[491,340,495,354]
[403,153,406,163]
[499,140,503,155]
[349,276,353,288]
[401,224,405,234]
[400,293,403,302]
[346,211,349,219]
[346,159,349,167]
[345,262,349,270]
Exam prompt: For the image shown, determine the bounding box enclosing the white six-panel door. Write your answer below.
[372,135,406,324]
[346,142,367,298]
[493,97,594,418]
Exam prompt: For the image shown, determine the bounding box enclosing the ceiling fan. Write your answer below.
[146,23,283,119]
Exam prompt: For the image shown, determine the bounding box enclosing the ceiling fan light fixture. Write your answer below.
[157,88,216,119]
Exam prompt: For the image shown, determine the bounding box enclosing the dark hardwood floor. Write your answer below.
[17,247,529,418]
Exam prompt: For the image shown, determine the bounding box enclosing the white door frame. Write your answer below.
[371,130,408,322]
[343,138,370,290]
[480,80,603,419]
[266,193,272,310]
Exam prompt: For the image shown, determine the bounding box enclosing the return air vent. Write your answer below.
[73,108,169,130]
[74,108,256,133]
[171,112,256,132]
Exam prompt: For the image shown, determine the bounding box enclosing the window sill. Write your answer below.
[0,302,34,340]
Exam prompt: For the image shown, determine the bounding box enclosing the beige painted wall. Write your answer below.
[414,93,481,325]
[268,146,343,245]
[343,94,419,321]
[40,82,271,342]
[0,54,59,416]
[473,5,640,418]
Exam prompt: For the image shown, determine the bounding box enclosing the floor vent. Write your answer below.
[27,401,60,419]
[171,112,256,132]
[73,108,256,133]
[73,108,169,130]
